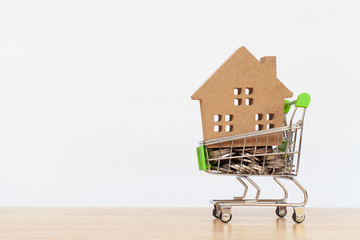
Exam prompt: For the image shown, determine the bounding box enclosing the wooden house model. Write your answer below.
[191,47,293,147]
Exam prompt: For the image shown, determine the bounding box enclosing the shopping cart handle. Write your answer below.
[284,92,311,113]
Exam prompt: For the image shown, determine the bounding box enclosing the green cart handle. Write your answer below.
[284,92,311,113]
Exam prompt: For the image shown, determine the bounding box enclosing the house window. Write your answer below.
[234,88,253,106]
[255,113,263,121]
[245,98,253,106]
[214,114,233,133]
[225,114,233,121]
[266,113,274,120]
[234,98,242,106]
[234,88,241,95]
[245,88,253,95]
[214,114,221,122]
[255,113,275,130]
[214,125,221,132]
[225,125,233,132]
[234,88,242,106]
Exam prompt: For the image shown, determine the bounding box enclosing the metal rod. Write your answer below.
[208,151,299,161]
[296,108,306,176]
[244,176,260,202]
[273,177,288,202]
[204,124,301,145]
[236,177,248,200]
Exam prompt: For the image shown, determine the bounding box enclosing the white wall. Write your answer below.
[0,0,359,207]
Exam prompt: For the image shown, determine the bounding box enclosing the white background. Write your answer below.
[0,0,359,207]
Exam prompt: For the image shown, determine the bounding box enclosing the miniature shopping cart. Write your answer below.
[196,93,311,223]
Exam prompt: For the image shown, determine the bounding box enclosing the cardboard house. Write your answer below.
[191,47,293,147]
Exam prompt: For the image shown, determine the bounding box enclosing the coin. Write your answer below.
[207,144,292,176]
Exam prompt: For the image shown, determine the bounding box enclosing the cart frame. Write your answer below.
[196,93,311,223]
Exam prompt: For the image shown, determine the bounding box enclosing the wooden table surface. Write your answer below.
[0,208,358,240]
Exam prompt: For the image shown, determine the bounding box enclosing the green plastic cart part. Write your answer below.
[284,92,311,113]
[278,140,287,153]
[196,145,208,171]
[295,92,311,108]
[284,100,292,113]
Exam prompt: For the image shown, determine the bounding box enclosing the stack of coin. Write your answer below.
[208,146,292,175]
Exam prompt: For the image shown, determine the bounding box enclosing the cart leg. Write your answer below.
[219,206,232,223]
[273,177,288,202]
[289,177,308,206]
[292,207,305,223]
[233,177,248,200]
[244,176,261,202]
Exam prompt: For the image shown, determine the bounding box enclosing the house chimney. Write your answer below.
[260,56,276,76]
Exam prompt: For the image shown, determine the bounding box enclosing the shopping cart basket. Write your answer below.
[196,93,311,223]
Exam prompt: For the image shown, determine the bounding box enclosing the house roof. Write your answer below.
[191,47,293,100]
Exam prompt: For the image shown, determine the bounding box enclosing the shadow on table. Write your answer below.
[212,217,306,239]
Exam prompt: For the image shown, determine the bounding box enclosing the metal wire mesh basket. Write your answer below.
[196,93,311,223]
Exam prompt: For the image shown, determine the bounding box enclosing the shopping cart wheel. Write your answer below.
[219,212,232,223]
[212,205,220,218]
[275,206,287,218]
[292,211,305,223]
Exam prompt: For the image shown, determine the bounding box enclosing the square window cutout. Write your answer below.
[245,88,253,95]
[245,98,253,106]
[234,88,241,95]
[255,124,263,131]
[255,113,263,121]
[266,113,274,120]
[225,125,233,132]
[234,99,242,106]
[214,114,221,122]
[214,125,221,132]
[225,114,232,121]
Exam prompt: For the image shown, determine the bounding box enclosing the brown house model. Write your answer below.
[191,47,293,147]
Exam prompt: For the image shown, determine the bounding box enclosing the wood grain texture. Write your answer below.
[0,208,359,240]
